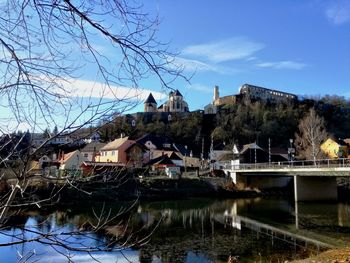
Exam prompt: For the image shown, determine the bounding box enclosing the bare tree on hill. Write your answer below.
[294,108,328,163]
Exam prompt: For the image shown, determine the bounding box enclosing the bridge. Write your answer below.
[222,158,350,201]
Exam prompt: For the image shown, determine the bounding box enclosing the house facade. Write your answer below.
[96,137,135,164]
[59,150,85,170]
[321,138,348,159]
[125,143,146,167]
[239,84,297,103]
[136,134,188,165]
[81,142,106,162]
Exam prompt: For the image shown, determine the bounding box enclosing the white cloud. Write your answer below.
[170,56,219,72]
[57,78,165,101]
[182,37,264,63]
[169,56,240,75]
[326,1,350,25]
[186,83,213,94]
[245,56,257,61]
[256,61,307,70]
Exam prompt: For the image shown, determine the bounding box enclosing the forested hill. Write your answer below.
[98,95,350,156]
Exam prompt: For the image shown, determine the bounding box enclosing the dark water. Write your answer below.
[1,198,350,262]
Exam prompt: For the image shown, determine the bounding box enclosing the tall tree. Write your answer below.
[294,108,328,162]
[0,0,187,256]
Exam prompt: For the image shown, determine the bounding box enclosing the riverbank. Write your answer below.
[291,248,350,262]
[1,175,290,205]
[57,176,265,202]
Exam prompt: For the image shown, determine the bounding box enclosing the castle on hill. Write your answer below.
[204,84,297,114]
[143,84,297,115]
[144,89,189,113]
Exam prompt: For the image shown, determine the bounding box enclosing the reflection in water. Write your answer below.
[1,198,350,262]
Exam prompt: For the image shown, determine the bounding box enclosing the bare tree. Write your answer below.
[294,108,328,162]
[0,0,187,259]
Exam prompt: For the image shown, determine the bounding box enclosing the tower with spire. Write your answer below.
[144,93,157,112]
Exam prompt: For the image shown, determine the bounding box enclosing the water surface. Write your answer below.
[1,198,350,262]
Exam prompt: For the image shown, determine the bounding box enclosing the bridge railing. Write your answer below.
[222,158,350,170]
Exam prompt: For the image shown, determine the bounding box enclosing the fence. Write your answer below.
[222,158,350,170]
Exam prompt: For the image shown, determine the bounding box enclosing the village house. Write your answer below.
[124,142,146,167]
[321,138,348,159]
[136,134,188,165]
[59,150,85,171]
[81,142,106,162]
[96,137,135,164]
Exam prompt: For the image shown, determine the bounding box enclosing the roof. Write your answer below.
[144,155,174,166]
[240,83,297,98]
[344,138,350,146]
[144,93,157,104]
[172,143,188,156]
[81,142,106,152]
[81,161,125,167]
[124,142,147,152]
[324,138,348,147]
[240,143,264,154]
[136,134,173,150]
[60,150,80,164]
[173,89,183,97]
[100,137,129,151]
[217,153,234,162]
[169,152,182,160]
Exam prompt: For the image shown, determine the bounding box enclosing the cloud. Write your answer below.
[169,56,240,75]
[169,56,219,72]
[186,84,213,94]
[57,78,166,101]
[326,1,350,25]
[256,61,307,70]
[182,37,264,63]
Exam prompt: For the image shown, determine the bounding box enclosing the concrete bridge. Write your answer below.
[222,158,350,201]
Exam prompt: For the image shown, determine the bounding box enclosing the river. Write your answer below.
[1,197,350,262]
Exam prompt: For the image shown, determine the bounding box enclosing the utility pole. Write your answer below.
[268,138,271,165]
[254,141,257,165]
[201,137,204,160]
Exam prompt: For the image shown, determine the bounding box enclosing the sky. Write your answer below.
[135,0,350,111]
[1,0,350,132]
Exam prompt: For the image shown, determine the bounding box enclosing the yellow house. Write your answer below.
[321,138,348,159]
[96,137,134,163]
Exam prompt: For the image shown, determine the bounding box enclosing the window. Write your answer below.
[84,153,88,158]
[112,150,116,156]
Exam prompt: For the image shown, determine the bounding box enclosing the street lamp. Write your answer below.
[289,139,294,163]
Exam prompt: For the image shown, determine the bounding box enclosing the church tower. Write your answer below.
[144,93,157,112]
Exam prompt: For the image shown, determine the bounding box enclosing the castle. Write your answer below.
[204,84,297,114]
[144,89,189,113]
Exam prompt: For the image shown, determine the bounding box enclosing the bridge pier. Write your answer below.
[294,176,338,201]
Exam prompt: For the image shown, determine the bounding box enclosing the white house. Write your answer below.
[59,150,86,170]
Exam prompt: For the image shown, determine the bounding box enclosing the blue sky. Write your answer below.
[2,0,350,132]
[135,0,350,111]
